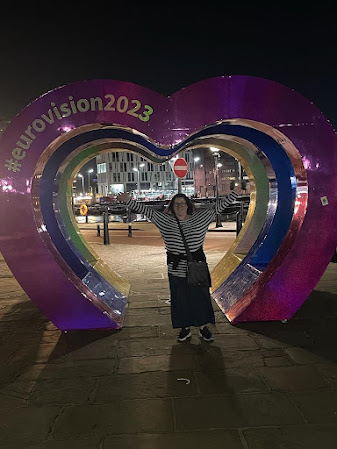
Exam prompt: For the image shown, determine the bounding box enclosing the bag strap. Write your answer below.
[175,217,193,262]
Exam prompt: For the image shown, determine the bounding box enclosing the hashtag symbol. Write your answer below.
[5,159,22,172]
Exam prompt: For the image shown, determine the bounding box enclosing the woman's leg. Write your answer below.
[169,274,193,329]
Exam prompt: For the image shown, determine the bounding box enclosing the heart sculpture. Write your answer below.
[0,76,337,330]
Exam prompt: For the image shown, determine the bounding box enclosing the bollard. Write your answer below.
[85,214,88,224]
[127,206,132,237]
[215,213,222,228]
[97,224,100,237]
[103,213,110,245]
[236,211,242,236]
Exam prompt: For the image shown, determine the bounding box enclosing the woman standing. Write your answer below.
[117,191,238,342]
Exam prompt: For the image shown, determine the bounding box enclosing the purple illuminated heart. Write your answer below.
[0,76,336,329]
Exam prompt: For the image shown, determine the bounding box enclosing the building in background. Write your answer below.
[193,148,249,197]
[95,148,249,200]
[96,150,195,199]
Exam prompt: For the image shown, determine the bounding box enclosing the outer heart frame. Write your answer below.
[0,76,336,330]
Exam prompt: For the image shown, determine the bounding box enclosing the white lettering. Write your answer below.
[77,98,90,113]
[41,109,55,125]
[32,119,46,132]
[60,103,71,117]
[68,96,78,114]
[90,97,103,111]
[50,102,62,120]
[12,147,26,160]
[25,126,36,140]
[16,134,33,150]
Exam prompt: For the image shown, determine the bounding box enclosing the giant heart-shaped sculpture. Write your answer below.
[0,76,337,330]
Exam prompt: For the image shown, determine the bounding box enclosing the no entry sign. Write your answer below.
[173,158,188,178]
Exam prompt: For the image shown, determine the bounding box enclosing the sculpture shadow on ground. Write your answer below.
[234,289,337,363]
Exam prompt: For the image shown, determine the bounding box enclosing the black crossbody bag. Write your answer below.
[175,217,211,288]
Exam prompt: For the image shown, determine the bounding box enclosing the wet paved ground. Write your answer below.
[1,223,337,448]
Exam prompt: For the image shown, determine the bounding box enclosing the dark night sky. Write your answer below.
[1,7,336,127]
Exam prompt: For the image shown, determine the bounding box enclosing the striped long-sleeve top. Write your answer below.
[126,191,239,278]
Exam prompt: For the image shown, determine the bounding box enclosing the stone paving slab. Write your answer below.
[128,299,167,309]
[285,346,332,364]
[263,355,293,367]
[0,406,60,443]
[0,362,27,384]
[196,347,266,369]
[117,353,198,374]
[94,370,199,401]
[10,343,58,364]
[173,392,304,430]
[315,362,337,387]
[289,389,337,424]
[53,400,174,438]
[0,440,101,449]
[205,333,260,350]
[102,429,244,449]
[125,306,163,316]
[0,394,27,409]
[0,379,36,400]
[123,314,171,326]
[17,359,118,381]
[242,424,337,449]
[117,336,199,357]
[28,377,98,405]
[257,365,328,391]
[194,367,269,394]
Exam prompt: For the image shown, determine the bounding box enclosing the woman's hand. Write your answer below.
[117,192,131,204]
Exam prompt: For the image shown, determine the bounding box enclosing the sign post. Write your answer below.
[173,158,188,178]
[173,158,188,193]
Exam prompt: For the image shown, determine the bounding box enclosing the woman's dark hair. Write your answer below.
[168,193,194,216]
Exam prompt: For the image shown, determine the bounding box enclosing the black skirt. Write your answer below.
[169,274,215,329]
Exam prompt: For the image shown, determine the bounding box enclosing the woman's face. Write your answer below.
[173,197,188,220]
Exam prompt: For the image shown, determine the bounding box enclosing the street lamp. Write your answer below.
[133,163,145,197]
[132,167,139,196]
[139,163,145,195]
[87,169,94,194]
[77,173,84,194]
[193,156,201,196]
[210,148,223,227]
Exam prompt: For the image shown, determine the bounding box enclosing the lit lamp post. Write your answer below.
[87,169,94,194]
[210,147,223,228]
[132,167,139,197]
[77,173,84,194]
[139,163,145,195]
[193,156,200,196]
[133,163,145,198]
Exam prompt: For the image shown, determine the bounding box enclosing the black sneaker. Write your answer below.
[199,326,213,342]
[177,327,191,342]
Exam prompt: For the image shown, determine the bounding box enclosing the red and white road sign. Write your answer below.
[173,158,188,178]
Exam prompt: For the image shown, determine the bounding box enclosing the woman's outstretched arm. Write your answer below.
[216,190,240,214]
[117,193,155,220]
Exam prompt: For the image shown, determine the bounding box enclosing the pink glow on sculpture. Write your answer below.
[302,156,311,170]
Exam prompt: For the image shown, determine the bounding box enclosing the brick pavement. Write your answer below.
[1,228,337,448]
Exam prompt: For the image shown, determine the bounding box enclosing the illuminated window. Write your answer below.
[97,163,107,173]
